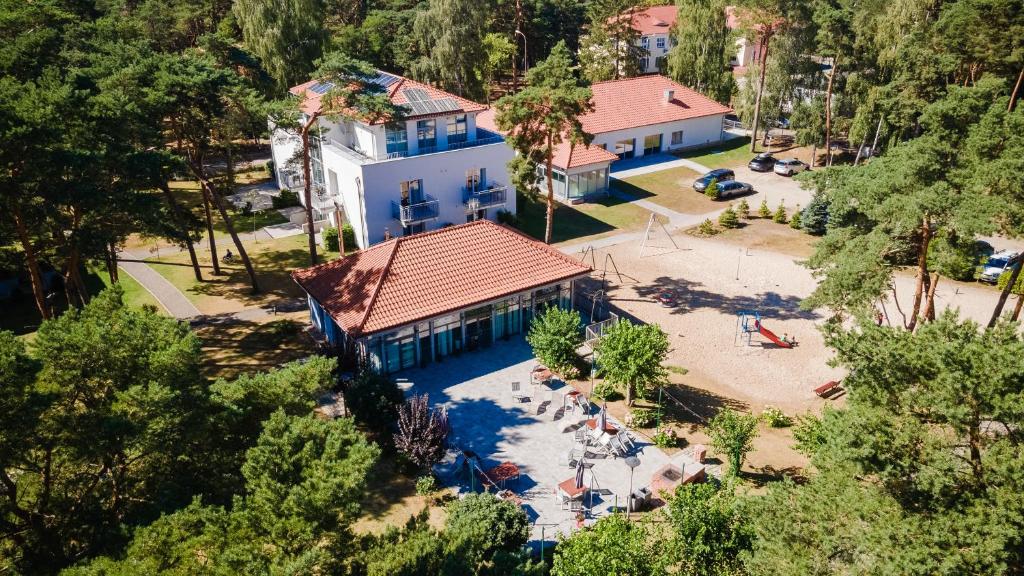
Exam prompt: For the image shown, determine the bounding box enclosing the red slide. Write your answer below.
[757,323,793,348]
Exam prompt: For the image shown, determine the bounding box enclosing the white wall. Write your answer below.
[268,119,302,188]
[591,113,726,159]
[639,33,672,73]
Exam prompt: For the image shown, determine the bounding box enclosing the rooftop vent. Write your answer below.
[664,89,674,102]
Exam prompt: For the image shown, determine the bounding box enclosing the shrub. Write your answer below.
[445,493,530,562]
[801,191,829,234]
[758,199,771,218]
[736,199,750,219]
[496,209,518,226]
[698,219,718,236]
[344,370,405,439]
[627,408,656,428]
[761,406,793,427]
[788,205,802,229]
[341,223,356,251]
[323,226,340,252]
[415,475,437,496]
[772,203,787,224]
[708,408,759,477]
[394,394,449,470]
[653,428,678,448]
[591,381,622,401]
[718,206,740,229]
[526,306,583,377]
[272,188,300,208]
[704,178,720,200]
[265,159,275,177]
[997,268,1024,294]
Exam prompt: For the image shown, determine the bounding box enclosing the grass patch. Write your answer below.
[192,315,316,380]
[612,167,734,216]
[514,189,648,245]
[667,365,689,375]
[675,136,752,170]
[89,266,165,313]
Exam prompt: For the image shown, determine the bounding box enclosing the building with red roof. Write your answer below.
[270,70,514,250]
[478,75,732,203]
[292,219,591,373]
[616,5,756,74]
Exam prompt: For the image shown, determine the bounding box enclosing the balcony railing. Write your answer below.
[324,138,373,164]
[391,195,440,226]
[462,185,508,210]
[384,131,504,160]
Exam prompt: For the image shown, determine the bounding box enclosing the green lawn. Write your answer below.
[611,166,730,216]
[514,190,648,245]
[675,136,753,170]
[147,234,335,315]
[90,266,165,313]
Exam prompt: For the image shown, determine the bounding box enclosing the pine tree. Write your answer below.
[801,191,829,234]
[758,198,771,218]
[719,206,740,228]
[737,199,750,219]
[773,202,788,223]
[579,0,647,82]
[789,204,802,229]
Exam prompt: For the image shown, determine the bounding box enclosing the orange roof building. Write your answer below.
[292,220,591,373]
[478,75,732,203]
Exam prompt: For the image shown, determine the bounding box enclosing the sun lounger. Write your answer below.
[511,381,528,402]
[616,430,635,451]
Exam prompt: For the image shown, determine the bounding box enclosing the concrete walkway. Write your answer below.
[117,258,201,319]
[610,154,713,179]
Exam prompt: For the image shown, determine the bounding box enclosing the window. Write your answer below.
[416,119,436,150]
[643,134,662,155]
[656,37,665,49]
[386,123,407,155]
[641,36,649,48]
[447,114,467,144]
[640,57,649,71]
[671,130,684,146]
[465,168,485,191]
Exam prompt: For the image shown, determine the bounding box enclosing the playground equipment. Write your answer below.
[639,212,680,257]
[736,310,793,348]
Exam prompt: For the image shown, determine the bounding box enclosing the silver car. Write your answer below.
[774,158,808,176]
[714,180,753,199]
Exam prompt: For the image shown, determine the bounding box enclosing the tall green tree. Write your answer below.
[233,0,328,90]
[495,41,593,244]
[595,319,669,406]
[812,0,855,166]
[706,408,759,477]
[667,0,734,103]
[551,514,663,576]
[578,0,646,83]
[412,0,490,100]
[668,482,750,576]
[526,306,584,376]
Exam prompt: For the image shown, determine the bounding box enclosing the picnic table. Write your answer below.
[483,461,520,488]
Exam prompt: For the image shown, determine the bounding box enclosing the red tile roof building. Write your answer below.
[293,220,591,372]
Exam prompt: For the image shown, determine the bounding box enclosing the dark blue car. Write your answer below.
[692,168,735,192]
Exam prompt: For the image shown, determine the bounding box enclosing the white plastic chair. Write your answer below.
[511,381,527,402]
[616,430,635,451]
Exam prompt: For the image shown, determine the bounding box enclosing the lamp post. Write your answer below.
[247,190,259,243]
[624,455,640,520]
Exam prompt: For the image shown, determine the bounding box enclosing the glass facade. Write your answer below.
[361,284,573,374]
[614,138,635,159]
[417,119,436,150]
[566,168,608,200]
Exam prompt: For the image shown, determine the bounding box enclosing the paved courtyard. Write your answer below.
[394,338,704,544]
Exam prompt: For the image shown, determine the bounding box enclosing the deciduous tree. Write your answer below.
[595,319,669,406]
[667,0,734,103]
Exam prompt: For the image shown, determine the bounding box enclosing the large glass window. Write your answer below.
[656,37,666,49]
[671,130,683,145]
[386,123,408,155]
[433,315,462,357]
[400,179,423,203]
[643,134,662,155]
[614,138,635,160]
[384,331,417,373]
[448,114,467,144]
[464,305,493,351]
[417,119,436,150]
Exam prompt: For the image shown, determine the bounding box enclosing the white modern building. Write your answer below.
[270,71,515,249]
[626,5,755,74]
[478,75,732,203]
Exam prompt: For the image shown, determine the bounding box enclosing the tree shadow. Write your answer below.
[191,315,316,380]
[608,179,656,200]
[659,383,749,433]
[741,465,807,487]
[632,276,820,321]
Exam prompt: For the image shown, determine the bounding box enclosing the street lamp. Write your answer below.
[624,455,641,520]
[247,190,259,243]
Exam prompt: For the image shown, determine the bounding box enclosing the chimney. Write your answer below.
[664,89,674,102]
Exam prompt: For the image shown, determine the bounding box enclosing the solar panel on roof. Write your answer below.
[368,71,401,88]
[309,82,335,95]
[403,88,431,102]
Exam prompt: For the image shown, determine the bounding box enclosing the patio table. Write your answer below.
[484,461,521,488]
[531,365,553,386]
[585,419,618,436]
[557,477,588,500]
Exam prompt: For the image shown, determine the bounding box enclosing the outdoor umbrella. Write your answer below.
[598,402,607,433]
[575,456,585,489]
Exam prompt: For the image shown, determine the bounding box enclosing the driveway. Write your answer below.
[394,338,712,544]
[733,166,815,210]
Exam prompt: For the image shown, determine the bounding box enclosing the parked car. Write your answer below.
[772,117,791,129]
[692,168,735,192]
[774,158,808,176]
[979,250,1020,284]
[748,153,777,172]
[713,180,753,199]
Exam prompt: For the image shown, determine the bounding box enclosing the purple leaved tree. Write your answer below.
[394,394,450,470]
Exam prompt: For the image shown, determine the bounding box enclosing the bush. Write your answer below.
[997,268,1024,294]
[265,160,275,178]
[445,493,530,562]
[344,370,405,439]
[772,203,787,224]
[395,394,449,470]
[653,428,678,448]
[788,205,802,229]
[704,177,720,200]
[698,218,718,236]
[708,409,759,477]
[415,475,437,496]
[272,188,300,209]
[718,206,740,229]
[761,406,793,428]
[627,408,656,428]
[341,223,356,251]
[591,381,622,401]
[526,306,583,377]
[800,191,829,235]
[323,226,340,252]
[496,209,518,227]
[758,199,771,218]
[736,199,750,219]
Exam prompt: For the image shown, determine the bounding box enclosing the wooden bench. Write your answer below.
[814,380,843,398]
